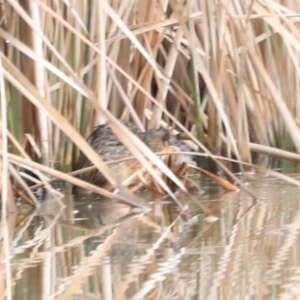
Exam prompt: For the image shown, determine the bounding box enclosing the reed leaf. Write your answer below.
[1,0,300,209]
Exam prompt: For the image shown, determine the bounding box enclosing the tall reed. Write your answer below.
[1,0,300,209]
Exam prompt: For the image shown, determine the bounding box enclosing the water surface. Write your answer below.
[3,173,300,299]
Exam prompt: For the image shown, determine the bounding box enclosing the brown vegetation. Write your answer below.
[1,0,300,211]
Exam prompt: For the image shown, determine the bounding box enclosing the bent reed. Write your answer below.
[1,0,300,209]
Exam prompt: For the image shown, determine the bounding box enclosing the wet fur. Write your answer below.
[74,122,193,188]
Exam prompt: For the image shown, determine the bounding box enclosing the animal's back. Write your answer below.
[74,122,193,189]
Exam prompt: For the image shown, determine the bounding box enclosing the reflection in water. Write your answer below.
[3,174,300,299]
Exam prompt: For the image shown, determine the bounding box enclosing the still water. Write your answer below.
[4,173,300,299]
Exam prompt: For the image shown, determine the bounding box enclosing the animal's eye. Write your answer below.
[162,132,170,143]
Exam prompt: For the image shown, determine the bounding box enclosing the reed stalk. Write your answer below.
[0,0,300,207]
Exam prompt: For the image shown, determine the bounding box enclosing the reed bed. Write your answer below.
[1,0,300,211]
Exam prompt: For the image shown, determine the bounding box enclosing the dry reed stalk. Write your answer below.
[97,0,108,125]
[28,0,51,163]
[6,130,64,205]
[2,2,192,202]
[2,0,300,207]
[4,151,148,209]
[2,53,158,205]
[0,55,15,214]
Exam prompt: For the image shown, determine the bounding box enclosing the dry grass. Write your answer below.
[1,0,300,211]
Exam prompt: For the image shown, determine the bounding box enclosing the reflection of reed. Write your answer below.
[5,174,300,299]
[0,212,16,299]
